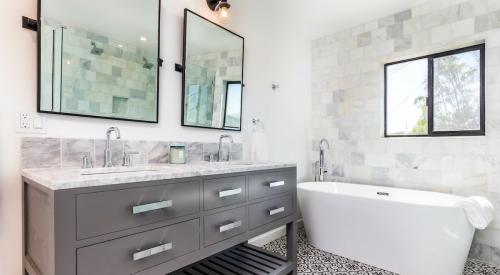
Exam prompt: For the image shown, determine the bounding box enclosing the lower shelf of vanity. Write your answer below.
[172,243,294,275]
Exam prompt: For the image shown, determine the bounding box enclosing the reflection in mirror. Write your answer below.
[182,10,244,131]
[39,0,160,122]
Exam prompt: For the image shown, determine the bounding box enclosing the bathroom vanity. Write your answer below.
[22,163,297,275]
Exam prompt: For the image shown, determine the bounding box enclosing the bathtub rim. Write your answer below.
[298,181,468,210]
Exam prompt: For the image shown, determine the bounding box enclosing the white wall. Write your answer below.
[231,0,312,180]
[0,0,312,274]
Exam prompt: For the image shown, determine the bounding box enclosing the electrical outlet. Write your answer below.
[16,112,47,134]
[20,113,31,129]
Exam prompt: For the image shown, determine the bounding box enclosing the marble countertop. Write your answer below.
[21,162,297,190]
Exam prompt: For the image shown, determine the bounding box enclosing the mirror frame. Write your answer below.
[181,9,245,131]
[36,0,162,123]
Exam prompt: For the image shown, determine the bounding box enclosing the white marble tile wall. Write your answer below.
[21,137,243,169]
[311,0,500,265]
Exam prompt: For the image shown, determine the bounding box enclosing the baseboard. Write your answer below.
[249,219,303,247]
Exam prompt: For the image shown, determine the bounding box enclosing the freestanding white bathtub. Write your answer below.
[297,182,475,275]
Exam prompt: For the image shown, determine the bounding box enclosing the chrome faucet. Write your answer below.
[104,127,121,167]
[122,151,139,167]
[316,138,330,182]
[218,135,234,162]
[81,152,93,169]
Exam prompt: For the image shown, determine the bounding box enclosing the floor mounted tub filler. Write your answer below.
[298,182,475,275]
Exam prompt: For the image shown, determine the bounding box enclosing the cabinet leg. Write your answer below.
[286,221,298,275]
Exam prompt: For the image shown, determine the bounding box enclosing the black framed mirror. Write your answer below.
[181,9,244,131]
[37,0,161,123]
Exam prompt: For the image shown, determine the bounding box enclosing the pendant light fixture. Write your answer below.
[207,0,231,18]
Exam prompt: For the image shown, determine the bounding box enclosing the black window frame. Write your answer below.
[384,44,485,138]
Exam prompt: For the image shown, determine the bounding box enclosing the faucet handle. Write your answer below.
[123,151,140,167]
[82,152,93,169]
[209,153,217,162]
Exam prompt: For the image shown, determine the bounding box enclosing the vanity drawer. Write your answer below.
[77,219,199,275]
[76,180,200,240]
[204,206,247,246]
[249,194,293,229]
[248,170,294,200]
[203,175,246,210]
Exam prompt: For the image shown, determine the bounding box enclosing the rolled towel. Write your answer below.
[457,196,495,230]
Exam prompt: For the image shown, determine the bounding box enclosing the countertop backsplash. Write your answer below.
[21,137,243,169]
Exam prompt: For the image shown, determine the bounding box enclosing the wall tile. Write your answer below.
[450,18,476,39]
[22,138,244,169]
[394,36,412,52]
[22,137,61,169]
[431,24,453,43]
[357,32,372,47]
[395,9,412,22]
[61,138,94,168]
[387,23,404,39]
[187,142,203,163]
[124,140,149,165]
[148,141,169,164]
[230,143,243,161]
[378,15,395,28]
[331,164,345,177]
[373,167,391,184]
[311,0,500,266]
[203,143,219,161]
[350,153,365,165]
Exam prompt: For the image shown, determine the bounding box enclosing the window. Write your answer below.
[384,44,485,137]
[223,81,242,130]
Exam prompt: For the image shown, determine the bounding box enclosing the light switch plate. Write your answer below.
[33,114,44,129]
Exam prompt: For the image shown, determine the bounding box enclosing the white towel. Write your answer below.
[251,130,269,162]
[457,196,495,230]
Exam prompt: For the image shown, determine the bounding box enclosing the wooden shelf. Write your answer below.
[172,243,295,275]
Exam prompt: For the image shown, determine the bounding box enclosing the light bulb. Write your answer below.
[219,6,229,18]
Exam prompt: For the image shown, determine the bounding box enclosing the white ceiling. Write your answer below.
[42,0,159,47]
[255,0,433,40]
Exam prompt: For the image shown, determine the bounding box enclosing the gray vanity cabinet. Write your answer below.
[76,180,200,240]
[204,206,247,246]
[203,175,246,210]
[77,219,200,275]
[23,167,298,275]
[249,194,294,230]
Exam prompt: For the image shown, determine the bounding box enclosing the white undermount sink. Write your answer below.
[80,167,164,176]
[229,161,256,166]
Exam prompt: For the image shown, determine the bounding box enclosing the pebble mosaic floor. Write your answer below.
[262,228,500,275]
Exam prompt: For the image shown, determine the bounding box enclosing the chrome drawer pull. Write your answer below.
[219,220,242,233]
[133,242,173,261]
[133,200,173,215]
[219,188,242,198]
[269,207,285,216]
[269,181,285,188]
